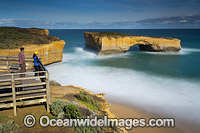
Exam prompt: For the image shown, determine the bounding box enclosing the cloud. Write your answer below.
[136,14,200,28]
[0,14,200,29]
[0,19,83,28]
[0,19,138,29]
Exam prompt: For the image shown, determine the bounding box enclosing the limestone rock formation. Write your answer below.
[84,32,181,55]
[0,28,65,71]
[0,40,65,65]
[17,28,49,35]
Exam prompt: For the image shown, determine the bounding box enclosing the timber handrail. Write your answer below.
[0,71,50,116]
[0,56,34,71]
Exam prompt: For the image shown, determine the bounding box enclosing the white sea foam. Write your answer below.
[47,47,200,131]
[96,53,130,59]
[182,47,200,52]
[141,47,200,55]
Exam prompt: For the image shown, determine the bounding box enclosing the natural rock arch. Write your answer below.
[84,32,181,55]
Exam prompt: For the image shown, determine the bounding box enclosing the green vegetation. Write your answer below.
[0,27,59,49]
[75,126,120,133]
[99,32,130,37]
[49,99,120,133]
[50,80,61,86]
[0,120,21,133]
[75,127,98,133]
[0,114,8,120]
[65,103,82,119]
[79,100,99,111]
[50,99,69,116]
[50,100,82,119]
[98,31,174,40]
[75,91,100,110]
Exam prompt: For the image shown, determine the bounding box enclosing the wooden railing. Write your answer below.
[0,71,50,116]
[0,56,50,116]
[0,55,51,118]
[0,56,34,72]
[38,59,48,72]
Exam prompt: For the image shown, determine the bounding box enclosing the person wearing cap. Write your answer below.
[33,51,40,76]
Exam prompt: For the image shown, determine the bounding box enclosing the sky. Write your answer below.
[0,0,200,29]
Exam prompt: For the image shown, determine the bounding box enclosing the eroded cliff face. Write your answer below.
[84,32,181,55]
[0,28,65,72]
[0,40,65,66]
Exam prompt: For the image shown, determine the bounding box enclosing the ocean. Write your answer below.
[47,29,200,131]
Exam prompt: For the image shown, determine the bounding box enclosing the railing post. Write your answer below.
[46,72,50,113]
[6,57,9,70]
[11,74,17,116]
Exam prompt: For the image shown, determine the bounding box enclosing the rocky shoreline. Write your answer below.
[0,83,127,133]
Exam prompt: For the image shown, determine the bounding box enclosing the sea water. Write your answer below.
[47,29,200,131]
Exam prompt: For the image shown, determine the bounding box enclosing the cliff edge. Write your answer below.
[84,32,181,55]
[0,27,65,66]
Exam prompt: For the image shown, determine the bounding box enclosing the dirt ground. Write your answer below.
[0,85,186,133]
[0,85,81,133]
[0,85,111,133]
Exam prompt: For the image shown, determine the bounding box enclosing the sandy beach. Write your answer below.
[0,84,199,133]
[51,85,186,133]
[109,102,184,133]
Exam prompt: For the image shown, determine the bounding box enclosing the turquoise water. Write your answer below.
[50,29,200,79]
[47,29,200,131]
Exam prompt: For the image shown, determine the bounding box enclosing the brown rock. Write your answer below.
[0,40,65,66]
[84,32,181,55]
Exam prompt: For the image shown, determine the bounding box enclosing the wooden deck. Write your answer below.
[0,57,50,116]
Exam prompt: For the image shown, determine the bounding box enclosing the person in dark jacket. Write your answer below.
[33,51,40,76]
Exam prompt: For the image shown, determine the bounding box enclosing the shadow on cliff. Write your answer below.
[128,45,140,52]
[84,47,99,55]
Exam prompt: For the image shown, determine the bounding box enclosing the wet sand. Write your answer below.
[109,102,185,133]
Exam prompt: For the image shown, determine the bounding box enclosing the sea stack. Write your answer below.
[84,32,181,55]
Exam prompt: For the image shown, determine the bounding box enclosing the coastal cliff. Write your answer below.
[84,32,181,55]
[0,27,65,69]
[0,40,65,65]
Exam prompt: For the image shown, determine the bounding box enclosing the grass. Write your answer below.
[94,31,175,40]
[75,91,100,111]
[99,32,130,37]
[50,80,61,86]
[0,114,8,121]
[0,120,21,133]
[0,27,59,49]
[65,103,82,119]
[78,100,99,111]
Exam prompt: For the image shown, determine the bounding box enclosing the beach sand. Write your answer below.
[109,102,184,133]
[0,85,195,133]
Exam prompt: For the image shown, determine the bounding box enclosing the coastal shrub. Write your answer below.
[75,126,118,133]
[75,91,99,110]
[50,80,61,86]
[0,120,21,133]
[75,127,97,133]
[65,103,82,119]
[0,27,59,49]
[50,99,69,116]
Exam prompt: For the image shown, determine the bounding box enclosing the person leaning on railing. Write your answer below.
[18,47,26,77]
[33,51,41,76]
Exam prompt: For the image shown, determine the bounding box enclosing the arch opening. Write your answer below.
[129,44,155,52]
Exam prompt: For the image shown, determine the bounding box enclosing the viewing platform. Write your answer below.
[0,56,50,116]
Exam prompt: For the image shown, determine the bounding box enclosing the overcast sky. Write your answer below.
[0,0,200,29]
